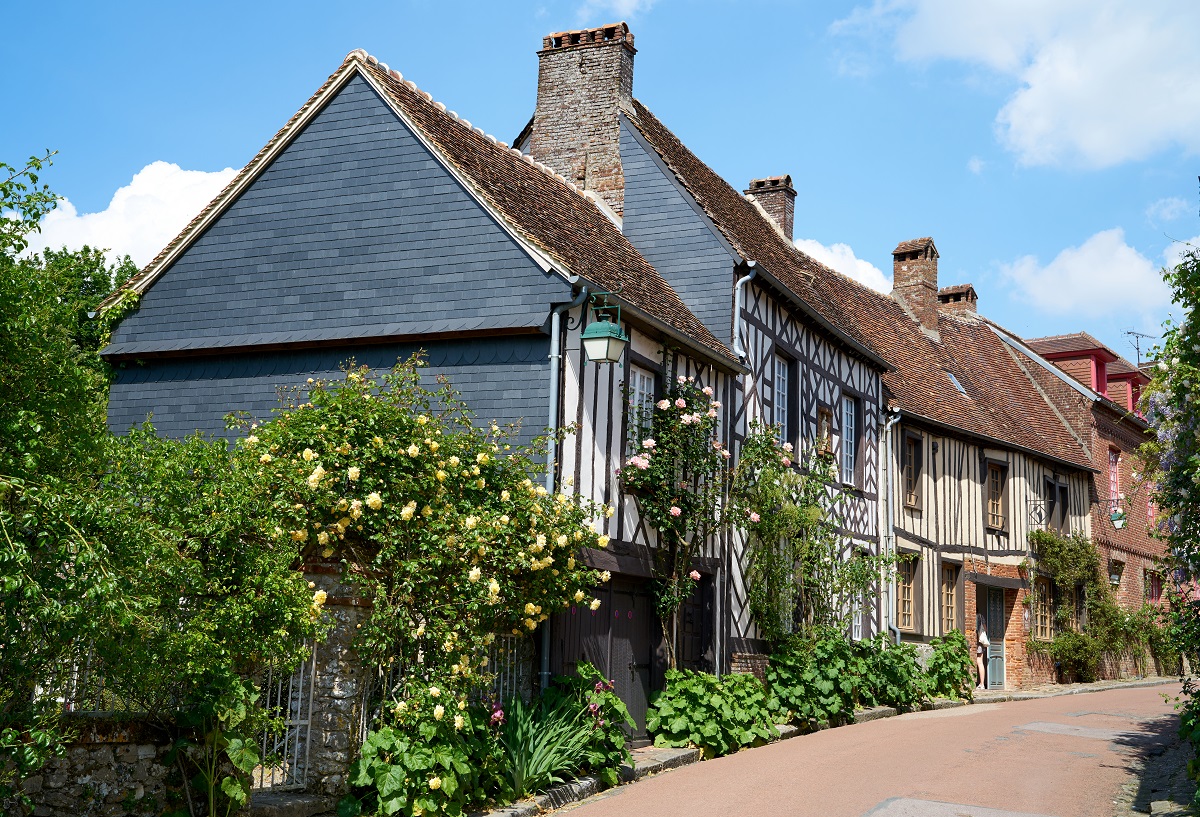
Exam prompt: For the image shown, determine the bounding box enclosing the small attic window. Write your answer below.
[945,370,969,397]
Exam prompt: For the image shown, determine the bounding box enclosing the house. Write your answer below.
[811,238,1097,689]
[520,24,891,668]
[1023,332,1167,672]
[98,44,745,751]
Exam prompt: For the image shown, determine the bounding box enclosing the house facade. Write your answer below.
[812,238,1097,689]
[518,24,891,662]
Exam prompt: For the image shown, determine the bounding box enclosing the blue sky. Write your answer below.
[7,0,1198,362]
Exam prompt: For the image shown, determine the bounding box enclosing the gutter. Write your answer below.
[882,407,903,644]
[732,262,757,360]
[541,285,590,691]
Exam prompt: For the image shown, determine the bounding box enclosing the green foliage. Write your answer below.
[646,669,775,758]
[239,359,607,685]
[0,153,58,255]
[925,631,974,700]
[728,425,900,644]
[863,639,926,711]
[342,682,504,817]
[498,694,594,800]
[767,635,870,726]
[619,372,726,668]
[542,662,635,787]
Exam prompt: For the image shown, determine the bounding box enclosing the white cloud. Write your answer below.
[25,161,236,267]
[835,1,1200,168]
[794,238,891,293]
[967,156,985,175]
[1000,228,1171,319]
[1147,197,1190,224]
[575,0,655,23]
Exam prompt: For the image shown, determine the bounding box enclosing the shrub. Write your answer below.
[542,662,635,787]
[1050,631,1101,682]
[767,635,872,727]
[647,669,775,758]
[864,638,926,711]
[498,694,597,800]
[925,630,974,700]
[340,681,506,817]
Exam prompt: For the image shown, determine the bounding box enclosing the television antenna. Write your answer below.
[1124,330,1156,366]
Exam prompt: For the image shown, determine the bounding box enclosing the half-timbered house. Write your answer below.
[97,48,745,738]
[818,238,1097,688]
[519,24,893,667]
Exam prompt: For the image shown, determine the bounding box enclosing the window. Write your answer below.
[816,406,834,455]
[1146,570,1163,603]
[1057,484,1070,534]
[625,366,656,449]
[1108,449,1120,503]
[851,596,863,641]
[986,463,1007,530]
[1059,585,1078,632]
[1033,576,1053,641]
[903,433,922,509]
[773,354,792,447]
[897,557,916,631]
[940,563,958,632]
[842,395,859,484]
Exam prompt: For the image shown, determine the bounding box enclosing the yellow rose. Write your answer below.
[436,470,447,482]
[434,704,445,720]
[501,490,510,501]
[454,714,465,730]
[524,602,538,615]
[600,570,612,583]
[417,415,429,426]
[488,578,500,596]
[366,492,383,510]
[524,618,537,630]
[302,448,315,462]
[429,686,440,697]
[574,589,585,602]
[316,531,330,546]
[259,453,272,463]
[597,535,610,549]
[347,466,360,481]
[407,444,420,458]
[428,777,441,791]
[312,590,328,606]
[590,599,602,611]
[469,567,481,583]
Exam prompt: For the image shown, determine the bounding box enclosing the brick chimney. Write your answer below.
[745,175,796,241]
[530,23,635,215]
[891,237,939,332]
[938,283,978,315]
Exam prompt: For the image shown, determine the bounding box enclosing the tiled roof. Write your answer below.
[1026,331,1115,359]
[626,102,884,366]
[938,283,976,297]
[893,237,935,255]
[625,101,1090,469]
[102,52,736,366]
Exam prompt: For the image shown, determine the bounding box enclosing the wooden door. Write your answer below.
[986,587,1006,689]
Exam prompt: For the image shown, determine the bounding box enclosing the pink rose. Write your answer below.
[722,450,732,459]
[674,398,687,408]
[642,438,656,449]
[669,506,682,517]
[783,442,794,452]
[689,569,701,581]
[749,511,760,523]
[707,409,717,418]
[782,458,792,467]
[657,399,670,410]
[677,375,687,384]
[702,386,714,396]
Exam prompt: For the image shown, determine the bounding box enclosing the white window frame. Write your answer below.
[626,366,656,450]
[841,394,858,484]
[774,354,790,447]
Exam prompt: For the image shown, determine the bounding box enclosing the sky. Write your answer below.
[6,0,1199,363]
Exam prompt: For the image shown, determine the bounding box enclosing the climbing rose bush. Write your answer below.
[238,357,610,680]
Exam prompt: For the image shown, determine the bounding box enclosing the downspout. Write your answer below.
[882,407,902,644]
[541,286,589,691]
[732,262,757,360]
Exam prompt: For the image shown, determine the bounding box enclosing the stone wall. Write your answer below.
[12,716,180,817]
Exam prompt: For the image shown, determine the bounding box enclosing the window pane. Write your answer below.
[774,355,789,446]
[842,396,856,482]
[626,367,655,448]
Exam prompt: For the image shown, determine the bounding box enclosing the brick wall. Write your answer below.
[531,23,635,215]
[963,564,1057,689]
[730,652,769,681]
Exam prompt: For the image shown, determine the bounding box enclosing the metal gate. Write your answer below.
[252,650,316,791]
[986,587,1006,690]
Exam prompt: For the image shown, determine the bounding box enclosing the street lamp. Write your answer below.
[579,294,628,365]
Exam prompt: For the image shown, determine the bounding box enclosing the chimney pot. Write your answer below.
[938,283,978,315]
[745,175,796,242]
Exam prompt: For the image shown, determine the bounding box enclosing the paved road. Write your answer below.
[564,684,1184,817]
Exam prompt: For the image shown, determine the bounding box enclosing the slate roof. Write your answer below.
[893,237,936,255]
[626,102,886,368]
[102,52,737,367]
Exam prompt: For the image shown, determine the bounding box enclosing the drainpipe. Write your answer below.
[732,262,757,360]
[540,286,589,691]
[882,407,902,644]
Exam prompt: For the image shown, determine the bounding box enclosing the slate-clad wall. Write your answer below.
[108,336,550,443]
[108,73,568,354]
[619,117,735,347]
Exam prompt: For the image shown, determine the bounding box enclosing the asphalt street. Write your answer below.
[561,684,1184,817]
